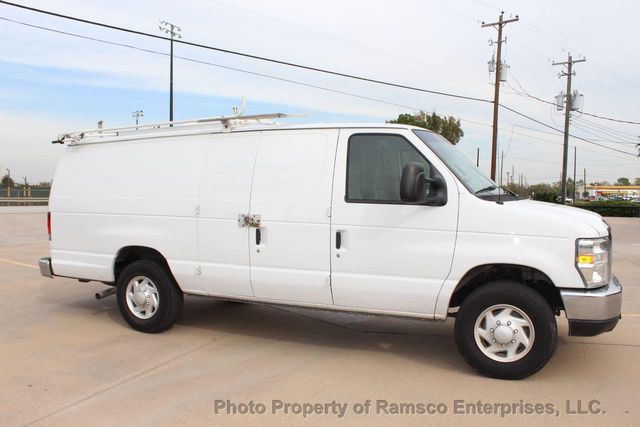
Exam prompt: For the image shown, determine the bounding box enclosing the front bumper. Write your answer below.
[560,275,622,336]
[39,257,54,278]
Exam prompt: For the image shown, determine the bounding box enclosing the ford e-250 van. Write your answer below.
[39,113,622,379]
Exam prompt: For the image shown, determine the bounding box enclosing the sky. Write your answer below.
[0,0,639,184]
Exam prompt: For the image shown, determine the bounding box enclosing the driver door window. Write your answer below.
[346,134,436,203]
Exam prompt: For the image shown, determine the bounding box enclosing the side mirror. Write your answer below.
[400,162,426,202]
[400,162,447,205]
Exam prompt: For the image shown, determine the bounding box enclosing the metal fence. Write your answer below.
[0,188,50,206]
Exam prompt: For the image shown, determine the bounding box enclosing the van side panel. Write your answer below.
[248,130,338,304]
[49,136,207,291]
[198,133,259,296]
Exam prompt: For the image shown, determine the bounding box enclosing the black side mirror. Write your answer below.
[400,162,447,205]
[400,162,426,202]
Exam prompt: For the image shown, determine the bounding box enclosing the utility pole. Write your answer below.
[159,21,182,123]
[132,110,144,127]
[553,53,586,203]
[573,146,577,201]
[476,148,480,167]
[482,11,519,181]
[584,168,587,200]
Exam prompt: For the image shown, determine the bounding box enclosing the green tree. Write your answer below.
[528,183,559,203]
[616,177,630,186]
[1,174,15,188]
[634,177,640,186]
[388,111,464,144]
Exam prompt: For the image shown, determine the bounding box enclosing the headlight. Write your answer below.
[576,237,611,288]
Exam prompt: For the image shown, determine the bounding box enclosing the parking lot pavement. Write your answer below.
[1,207,638,426]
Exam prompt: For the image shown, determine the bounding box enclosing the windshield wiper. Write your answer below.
[474,185,497,194]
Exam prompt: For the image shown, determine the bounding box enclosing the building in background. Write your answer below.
[586,185,640,200]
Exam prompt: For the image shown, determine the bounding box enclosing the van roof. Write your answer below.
[57,117,430,145]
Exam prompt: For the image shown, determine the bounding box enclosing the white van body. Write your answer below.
[40,117,622,379]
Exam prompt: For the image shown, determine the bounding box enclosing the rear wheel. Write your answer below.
[116,260,183,333]
[454,281,557,380]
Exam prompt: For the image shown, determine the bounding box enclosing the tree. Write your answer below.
[1,174,15,188]
[388,111,464,144]
[528,183,559,203]
[616,177,630,186]
[635,177,640,186]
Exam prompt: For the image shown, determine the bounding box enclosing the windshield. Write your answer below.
[413,129,498,195]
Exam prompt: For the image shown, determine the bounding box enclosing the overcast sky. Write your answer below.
[1,0,639,184]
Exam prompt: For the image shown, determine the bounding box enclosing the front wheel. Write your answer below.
[454,281,557,380]
[116,260,183,333]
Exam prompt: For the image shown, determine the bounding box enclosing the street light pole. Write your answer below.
[132,110,144,127]
[159,21,182,123]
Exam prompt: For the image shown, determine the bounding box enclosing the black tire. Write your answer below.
[454,281,557,380]
[116,260,183,333]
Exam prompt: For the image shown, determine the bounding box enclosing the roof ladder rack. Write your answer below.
[54,112,302,144]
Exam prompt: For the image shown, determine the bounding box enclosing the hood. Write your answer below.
[515,200,608,236]
[459,196,609,238]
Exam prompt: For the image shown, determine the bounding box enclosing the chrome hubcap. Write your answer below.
[125,276,159,320]
[474,304,535,362]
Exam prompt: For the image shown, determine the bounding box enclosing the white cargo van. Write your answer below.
[40,114,622,379]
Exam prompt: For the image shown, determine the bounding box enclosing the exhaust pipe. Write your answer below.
[95,287,117,300]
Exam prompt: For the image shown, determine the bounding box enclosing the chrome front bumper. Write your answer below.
[39,257,54,278]
[560,275,622,336]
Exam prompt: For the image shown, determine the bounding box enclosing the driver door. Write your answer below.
[329,130,459,316]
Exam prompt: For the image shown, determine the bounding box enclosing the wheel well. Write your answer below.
[113,246,173,283]
[449,264,564,314]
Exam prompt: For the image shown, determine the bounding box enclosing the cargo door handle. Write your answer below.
[336,231,342,249]
[256,228,262,246]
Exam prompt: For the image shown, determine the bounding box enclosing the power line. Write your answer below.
[207,0,489,87]
[580,111,640,125]
[572,124,638,147]
[0,0,492,105]
[492,121,640,159]
[0,16,427,113]
[2,1,637,161]
[499,104,638,157]
[572,120,639,145]
[576,116,640,140]
[508,69,640,125]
